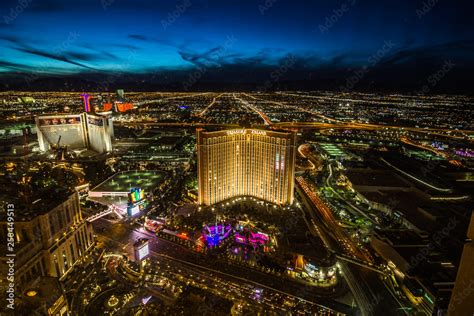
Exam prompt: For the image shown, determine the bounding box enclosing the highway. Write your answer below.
[296,178,410,316]
[134,93,214,107]
[235,93,273,125]
[297,176,367,262]
[380,157,452,193]
[325,163,376,225]
[297,144,416,315]
[298,144,316,170]
[112,118,474,143]
[246,92,341,124]
[198,92,225,117]
[300,142,437,315]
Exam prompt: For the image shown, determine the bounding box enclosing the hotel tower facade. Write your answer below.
[197,128,296,206]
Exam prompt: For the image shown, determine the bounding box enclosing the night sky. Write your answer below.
[0,0,473,92]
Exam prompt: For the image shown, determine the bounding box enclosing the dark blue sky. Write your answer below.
[0,0,473,91]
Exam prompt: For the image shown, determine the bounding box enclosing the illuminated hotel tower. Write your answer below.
[197,128,296,206]
[80,93,91,112]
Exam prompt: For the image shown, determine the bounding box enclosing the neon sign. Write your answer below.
[226,129,267,136]
[227,129,245,136]
[251,130,266,136]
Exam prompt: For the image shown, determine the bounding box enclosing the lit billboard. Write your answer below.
[127,199,147,217]
[128,188,145,203]
[129,205,140,216]
[138,244,149,259]
[115,102,134,113]
[39,116,81,126]
[133,238,149,261]
[127,188,147,217]
[103,103,113,111]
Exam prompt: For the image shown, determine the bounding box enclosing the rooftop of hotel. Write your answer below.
[91,170,166,193]
[0,187,74,222]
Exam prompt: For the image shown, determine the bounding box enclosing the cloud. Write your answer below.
[127,33,177,48]
[1,40,473,93]
[177,47,225,66]
[62,51,101,62]
[0,35,23,45]
[0,35,120,71]
[0,33,98,70]
[376,40,474,68]
[128,34,148,41]
[67,47,119,61]
[110,43,139,50]
[15,47,96,70]
[177,46,287,68]
[0,60,32,71]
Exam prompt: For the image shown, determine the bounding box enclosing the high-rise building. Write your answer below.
[80,93,91,112]
[116,89,125,101]
[197,128,296,206]
[86,113,113,153]
[448,212,474,315]
[0,191,95,309]
[36,112,113,154]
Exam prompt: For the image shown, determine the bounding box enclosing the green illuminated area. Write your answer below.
[319,143,348,159]
[94,170,166,192]
[407,150,444,161]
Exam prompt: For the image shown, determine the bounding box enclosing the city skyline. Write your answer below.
[2,90,473,315]
[1,1,473,316]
